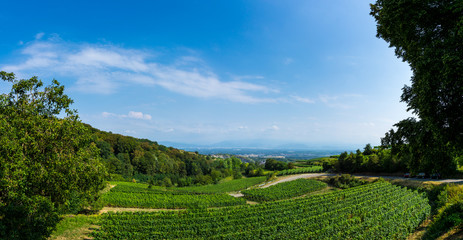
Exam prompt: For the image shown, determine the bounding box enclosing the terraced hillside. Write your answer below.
[93,182,430,239]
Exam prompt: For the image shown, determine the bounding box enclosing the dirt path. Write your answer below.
[261,173,335,188]
[260,173,463,188]
[228,192,244,197]
[100,207,184,214]
[353,174,463,184]
[100,174,462,214]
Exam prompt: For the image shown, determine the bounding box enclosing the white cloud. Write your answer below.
[2,35,276,103]
[291,95,315,104]
[319,94,362,109]
[101,112,116,118]
[35,32,45,40]
[128,111,152,120]
[102,111,152,120]
[262,125,280,132]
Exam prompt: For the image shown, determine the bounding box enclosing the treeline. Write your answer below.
[88,126,267,186]
[329,143,462,176]
[331,144,406,173]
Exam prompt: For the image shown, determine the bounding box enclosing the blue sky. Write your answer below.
[0,0,413,149]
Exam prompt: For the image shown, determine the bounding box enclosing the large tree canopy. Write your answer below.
[371,0,463,174]
[371,0,463,151]
[0,72,107,239]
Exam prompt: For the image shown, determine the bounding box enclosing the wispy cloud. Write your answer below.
[2,35,276,103]
[283,57,294,65]
[35,32,45,40]
[319,94,362,109]
[291,95,315,104]
[128,111,152,120]
[102,111,152,120]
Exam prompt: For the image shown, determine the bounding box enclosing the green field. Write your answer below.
[241,179,327,202]
[277,166,323,176]
[92,182,430,239]
[103,181,247,209]
[175,176,267,193]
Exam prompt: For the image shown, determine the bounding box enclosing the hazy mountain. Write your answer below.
[160,139,359,152]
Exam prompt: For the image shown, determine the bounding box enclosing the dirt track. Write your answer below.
[261,173,335,188]
[261,173,463,188]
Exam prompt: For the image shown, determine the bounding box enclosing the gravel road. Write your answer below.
[260,173,463,188]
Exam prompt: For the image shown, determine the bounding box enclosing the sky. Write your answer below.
[0,0,413,150]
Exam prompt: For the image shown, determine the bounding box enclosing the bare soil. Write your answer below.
[100,207,184,214]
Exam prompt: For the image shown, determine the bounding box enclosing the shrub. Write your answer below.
[327,174,367,189]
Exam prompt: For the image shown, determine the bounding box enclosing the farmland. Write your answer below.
[92,181,430,239]
[277,166,323,176]
[241,179,327,202]
[175,176,267,193]
[102,180,252,209]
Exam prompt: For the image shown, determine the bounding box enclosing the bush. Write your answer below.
[327,174,367,189]
[424,201,463,240]
[436,184,463,209]
[0,195,60,240]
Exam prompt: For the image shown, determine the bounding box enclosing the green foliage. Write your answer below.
[49,215,97,240]
[382,119,456,175]
[102,182,246,209]
[424,201,463,240]
[92,182,430,239]
[334,145,406,174]
[175,176,266,193]
[242,179,327,202]
[91,128,249,187]
[264,158,288,171]
[327,174,367,189]
[297,157,338,171]
[417,184,463,239]
[0,72,107,239]
[276,166,323,176]
[435,184,463,209]
[363,143,373,155]
[371,0,463,175]
[266,171,277,181]
[0,195,60,240]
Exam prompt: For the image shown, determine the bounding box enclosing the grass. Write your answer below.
[48,214,98,240]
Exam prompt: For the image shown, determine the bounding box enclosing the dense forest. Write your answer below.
[88,125,303,186]
[89,125,247,186]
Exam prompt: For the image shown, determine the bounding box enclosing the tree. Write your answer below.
[0,72,107,239]
[381,118,455,175]
[371,0,463,173]
[371,2,463,144]
[363,143,373,155]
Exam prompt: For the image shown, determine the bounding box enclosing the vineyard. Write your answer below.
[277,166,323,176]
[102,181,246,209]
[93,182,430,239]
[241,179,327,202]
[175,176,267,193]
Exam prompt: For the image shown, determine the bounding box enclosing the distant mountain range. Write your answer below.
[159,139,359,152]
